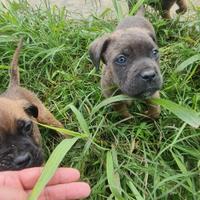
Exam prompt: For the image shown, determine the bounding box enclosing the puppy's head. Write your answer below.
[0,98,43,171]
[89,28,163,98]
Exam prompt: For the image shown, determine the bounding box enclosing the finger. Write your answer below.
[0,187,27,200]
[0,172,22,189]
[36,182,91,200]
[18,167,80,190]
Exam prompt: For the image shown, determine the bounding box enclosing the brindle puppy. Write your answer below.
[89,8,163,118]
[0,39,63,171]
[128,0,187,19]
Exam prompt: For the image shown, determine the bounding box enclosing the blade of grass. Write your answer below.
[37,122,88,138]
[152,172,195,194]
[171,150,193,190]
[0,65,11,70]
[170,122,186,148]
[127,181,144,200]
[111,146,122,197]
[68,104,90,135]
[175,54,200,72]
[106,151,124,200]
[112,0,123,21]
[129,0,145,15]
[30,45,66,65]
[28,137,78,200]
[151,98,200,128]
[175,145,200,159]
[91,95,132,116]
[0,65,25,71]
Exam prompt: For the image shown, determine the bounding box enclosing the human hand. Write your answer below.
[0,167,91,200]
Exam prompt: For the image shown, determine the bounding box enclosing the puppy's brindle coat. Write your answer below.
[89,8,163,118]
[128,0,187,19]
[0,39,63,171]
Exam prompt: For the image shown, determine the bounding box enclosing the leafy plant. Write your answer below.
[29,137,78,200]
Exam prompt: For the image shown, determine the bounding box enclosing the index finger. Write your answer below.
[17,167,80,190]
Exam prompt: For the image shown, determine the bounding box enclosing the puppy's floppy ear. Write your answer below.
[89,34,110,71]
[24,104,38,118]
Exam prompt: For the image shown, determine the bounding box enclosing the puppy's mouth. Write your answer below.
[121,86,159,99]
[137,87,159,99]
[15,149,44,170]
[0,148,44,171]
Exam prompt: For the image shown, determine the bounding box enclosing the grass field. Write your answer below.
[0,0,200,199]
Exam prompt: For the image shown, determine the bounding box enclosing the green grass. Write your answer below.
[0,0,200,199]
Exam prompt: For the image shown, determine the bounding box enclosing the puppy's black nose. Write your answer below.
[17,120,33,135]
[23,121,33,132]
[140,70,156,81]
[14,152,32,168]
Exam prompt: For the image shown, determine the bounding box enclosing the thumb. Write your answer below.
[0,187,27,200]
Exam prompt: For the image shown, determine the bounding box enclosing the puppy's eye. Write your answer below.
[152,48,159,60]
[24,104,38,118]
[115,55,127,65]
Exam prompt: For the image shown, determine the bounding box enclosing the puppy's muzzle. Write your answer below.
[14,152,32,168]
[136,68,162,98]
[139,69,156,82]
[120,64,162,98]
[0,134,44,171]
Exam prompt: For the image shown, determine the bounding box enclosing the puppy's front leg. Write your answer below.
[145,91,161,119]
[101,68,132,118]
[176,0,187,14]
[112,102,133,118]
[161,0,176,19]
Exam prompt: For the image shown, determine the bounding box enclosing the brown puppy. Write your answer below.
[0,39,63,171]
[89,8,162,118]
[128,0,187,19]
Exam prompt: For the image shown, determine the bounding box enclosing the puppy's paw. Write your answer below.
[162,11,172,19]
[176,0,187,14]
[144,107,161,119]
[121,111,133,119]
[176,7,187,14]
